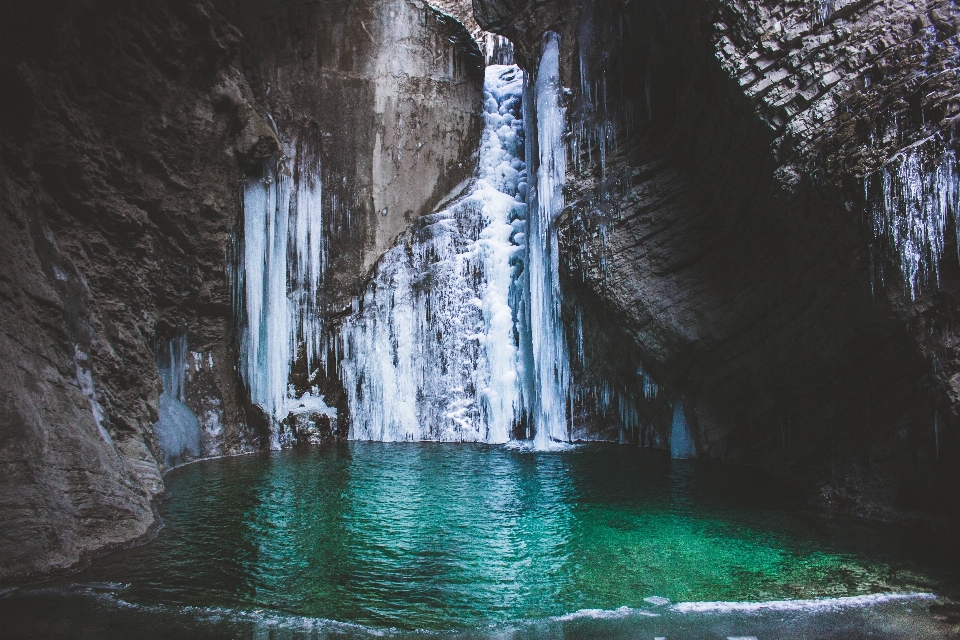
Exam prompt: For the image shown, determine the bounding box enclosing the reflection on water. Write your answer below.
[2,443,958,637]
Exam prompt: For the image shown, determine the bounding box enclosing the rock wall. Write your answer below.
[218,0,483,313]
[475,0,960,528]
[0,0,483,583]
[0,0,272,584]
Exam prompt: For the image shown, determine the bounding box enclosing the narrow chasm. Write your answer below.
[1,1,958,638]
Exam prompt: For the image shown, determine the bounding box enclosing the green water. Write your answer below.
[13,443,957,636]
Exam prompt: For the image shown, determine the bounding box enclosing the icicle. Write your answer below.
[934,410,941,460]
[528,31,573,449]
[481,32,515,66]
[240,161,291,447]
[291,147,326,373]
[814,0,836,24]
[238,149,335,447]
[872,142,959,299]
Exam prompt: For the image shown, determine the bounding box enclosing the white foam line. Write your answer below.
[58,589,402,638]
[502,439,579,452]
[551,606,659,622]
[187,607,397,636]
[671,592,937,614]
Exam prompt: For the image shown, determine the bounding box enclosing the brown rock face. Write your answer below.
[0,0,264,584]
[219,0,483,312]
[476,0,960,527]
[0,0,483,582]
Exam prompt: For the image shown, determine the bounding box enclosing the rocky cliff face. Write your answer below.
[219,0,483,308]
[0,0,482,583]
[0,0,265,584]
[475,0,960,527]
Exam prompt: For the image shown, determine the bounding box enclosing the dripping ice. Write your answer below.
[871,141,960,299]
[526,31,573,449]
[238,145,335,448]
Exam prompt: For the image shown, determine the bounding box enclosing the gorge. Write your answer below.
[0,0,958,637]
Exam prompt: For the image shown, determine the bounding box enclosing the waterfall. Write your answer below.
[154,334,201,467]
[527,31,573,449]
[236,37,587,449]
[341,64,526,442]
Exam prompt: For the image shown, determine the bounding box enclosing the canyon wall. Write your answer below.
[0,0,482,582]
[476,0,960,527]
[0,0,955,585]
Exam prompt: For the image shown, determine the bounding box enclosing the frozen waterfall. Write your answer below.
[236,41,598,449]
[240,162,290,447]
[526,32,573,449]
[341,65,526,442]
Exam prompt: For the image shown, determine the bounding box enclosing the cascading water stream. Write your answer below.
[340,64,527,442]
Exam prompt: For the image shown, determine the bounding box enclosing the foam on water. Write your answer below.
[13,583,939,638]
[671,592,937,614]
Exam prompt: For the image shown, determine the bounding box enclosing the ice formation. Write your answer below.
[341,64,526,442]
[872,142,960,299]
[480,32,515,66]
[154,335,201,467]
[814,0,838,24]
[235,35,654,449]
[669,398,696,460]
[239,161,291,446]
[73,346,112,446]
[526,32,574,449]
[237,144,334,448]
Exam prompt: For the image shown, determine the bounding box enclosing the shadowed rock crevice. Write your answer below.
[476,0,960,528]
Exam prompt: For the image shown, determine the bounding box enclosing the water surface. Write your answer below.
[3,443,957,638]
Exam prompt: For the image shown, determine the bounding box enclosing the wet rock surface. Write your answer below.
[476,0,960,528]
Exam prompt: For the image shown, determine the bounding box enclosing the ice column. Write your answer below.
[291,148,326,372]
[669,398,696,459]
[237,144,335,446]
[241,163,291,447]
[154,334,202,467]
[528,31,573,449]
